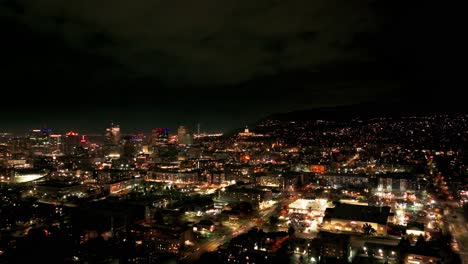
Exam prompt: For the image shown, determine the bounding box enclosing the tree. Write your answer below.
[239,201,253,215]
[269,215,279,226]
[288,225,296,237]
[415,234,426,247]
[398,236,411,248]
[362,223,376,236]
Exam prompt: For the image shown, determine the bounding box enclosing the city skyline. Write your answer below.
[0,113,465,264]
[1,1,466,263]
[1,101,465,135]
[1,0,467,263]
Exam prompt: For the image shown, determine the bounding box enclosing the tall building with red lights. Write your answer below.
[63,131,80,155]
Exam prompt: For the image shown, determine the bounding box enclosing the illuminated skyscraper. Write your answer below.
[177,126,193,146]
[29,129,51,146]
[106,123,121,145]
[28,129,51,155]
[63,131,80,155]
[49,134,62,153]
[151,128,169,146]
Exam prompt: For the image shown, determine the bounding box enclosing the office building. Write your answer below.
[105,123,121,145]
[177,126,193,146]
[151,128,169,146]
[63,131,80,155]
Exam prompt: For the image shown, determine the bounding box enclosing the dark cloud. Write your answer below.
[1,0,380,85]
[0,0,463,133]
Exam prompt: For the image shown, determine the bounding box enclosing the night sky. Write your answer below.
[0,0,463,134]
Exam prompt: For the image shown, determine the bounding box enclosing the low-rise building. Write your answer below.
[317,231,351,263]
[105,177,143,194]
[404,247,441,264]
[36,181,86,198]
[317,173,368,188]
[323,203,392,236]
[217,185,272,209]
[147,169,198,183]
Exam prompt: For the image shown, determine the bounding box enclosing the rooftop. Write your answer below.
[324,203,392,225]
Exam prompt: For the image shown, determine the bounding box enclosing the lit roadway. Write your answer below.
[180,198,289,263]
[180,235,230,263]
[180,217,266,263]
[443,201,468,264]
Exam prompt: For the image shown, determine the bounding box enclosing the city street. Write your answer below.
[180,198,285,263]
[444,204,468,264]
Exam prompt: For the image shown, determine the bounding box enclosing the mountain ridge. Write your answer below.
[261,101,466,122]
